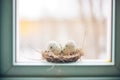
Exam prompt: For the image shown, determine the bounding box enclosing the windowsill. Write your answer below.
[14,50,114,66]
[14,59,114,66]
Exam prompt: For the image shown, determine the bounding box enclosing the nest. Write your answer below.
[42,48,84,63]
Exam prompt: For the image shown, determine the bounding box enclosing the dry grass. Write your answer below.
[42,48,84,63]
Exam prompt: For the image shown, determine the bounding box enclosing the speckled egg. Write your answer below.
[47,41,61,55]
[62,40,76,55]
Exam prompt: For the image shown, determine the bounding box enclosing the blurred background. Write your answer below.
[16,0,112,62]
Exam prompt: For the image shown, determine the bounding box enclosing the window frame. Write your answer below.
[0,0,120,79]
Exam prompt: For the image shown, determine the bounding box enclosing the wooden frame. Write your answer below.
[0,0,120,79]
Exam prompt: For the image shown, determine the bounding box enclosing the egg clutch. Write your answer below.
[42,40,84,63]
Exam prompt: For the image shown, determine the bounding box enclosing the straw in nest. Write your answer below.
[42,48,84,63]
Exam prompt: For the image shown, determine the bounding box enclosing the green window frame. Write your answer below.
[0,0,120,80]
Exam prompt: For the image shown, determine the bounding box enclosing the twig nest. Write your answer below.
[42,48,84,63]
[47,41,62,55]
[42,40,85,63]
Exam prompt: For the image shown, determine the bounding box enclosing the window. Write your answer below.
[14,0,114,65]
[1,0,120,79]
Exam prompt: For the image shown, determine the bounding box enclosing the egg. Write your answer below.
[62,40,76,55]
[47,41,61,55]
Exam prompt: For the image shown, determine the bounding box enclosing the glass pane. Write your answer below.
[14,0,114,65]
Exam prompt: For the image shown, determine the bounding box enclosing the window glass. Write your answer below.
[15,0,113,65]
